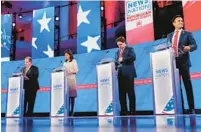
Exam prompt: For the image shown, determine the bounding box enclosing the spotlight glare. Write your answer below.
[55,16,59,21]
[19,15,22,19]
[12,23,16,27]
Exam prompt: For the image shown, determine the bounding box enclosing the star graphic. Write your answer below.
[32,37,38,49]
[43,45,54,57]
[1,28,11,50]
[77,5,91,27]
[33,10,35,18]
[1,28,10,41]
[1,57,10,62]
[37,11,51,33]
[81,35,100,53]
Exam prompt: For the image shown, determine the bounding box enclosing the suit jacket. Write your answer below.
[115,46,137,79]
[167,30,197,67]
[21,65,40,91]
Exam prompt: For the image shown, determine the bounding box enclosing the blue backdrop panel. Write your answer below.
[1,14,12,61]
[32,7,55,59]
[77,1,101,54]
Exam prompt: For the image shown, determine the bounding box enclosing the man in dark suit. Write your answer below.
[115,36,137,115]
[167,15,197,114]
[21,56,39,117]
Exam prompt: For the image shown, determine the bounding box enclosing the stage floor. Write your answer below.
[1,115,201,132]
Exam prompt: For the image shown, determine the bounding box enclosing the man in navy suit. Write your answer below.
[167,15,197,114]
[21,56,40,117]
[115,36,137,115]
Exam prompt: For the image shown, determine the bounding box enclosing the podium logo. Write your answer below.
[100,78,110,85]
[9,88,18,93]
[155,68,169,78]
[53,84,63,90]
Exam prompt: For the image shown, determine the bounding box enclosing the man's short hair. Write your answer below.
[116,36,126,43]
[25,56,32,62]
[172,15,183,23]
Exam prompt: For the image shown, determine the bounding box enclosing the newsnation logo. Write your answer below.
[99,77,110,86]
[155,68,169,79]
[9,87,18,93]
[53,84,63,90]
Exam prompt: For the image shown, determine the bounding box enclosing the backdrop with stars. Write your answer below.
[1,14,12,61]
[32,7,55,59]
[77,1,101,54]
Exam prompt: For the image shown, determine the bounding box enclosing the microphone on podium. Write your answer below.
[53,60,63,72]
[12,65,23,77]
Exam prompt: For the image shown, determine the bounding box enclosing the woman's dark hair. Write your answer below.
[64,49,74,62]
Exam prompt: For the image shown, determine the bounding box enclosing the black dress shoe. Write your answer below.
[120,111,128,116]
[129,111,136,115]
[189,109,196,114]
[69,111,74,116]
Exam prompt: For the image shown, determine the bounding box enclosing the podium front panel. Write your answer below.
[97,63,114,116]
[50,71,67,116]
[6,76,24,117]
[151,49,175,114]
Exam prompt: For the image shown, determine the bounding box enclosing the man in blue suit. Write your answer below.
[115,36,137,116]
[167,15,197,114]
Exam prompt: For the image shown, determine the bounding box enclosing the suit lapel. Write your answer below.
[117,49,120,59]
[178,30,185,47]
[26,66,32,76]
[122,46,127,58]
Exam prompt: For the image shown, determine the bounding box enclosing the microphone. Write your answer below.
[98,50,110,64]
[58,60,63,67]
[153,34,168,51]
[158,34,167,44]
[178,47,185,57]
[53,60,63,72]
[166,38,185,57]
[12,65,23,77]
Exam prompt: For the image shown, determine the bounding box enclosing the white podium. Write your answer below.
[6,72,24,117]
[50,68,68,117]
[150,46,182,115]
[96,58,120,116]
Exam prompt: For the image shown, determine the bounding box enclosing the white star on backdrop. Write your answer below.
[37,12,51,33]
[81,35,100,53]
[77,5,91,27]
[33,10,35,18]
[1,28,11,50]
[32,37,38,49]
[43,45,54,57]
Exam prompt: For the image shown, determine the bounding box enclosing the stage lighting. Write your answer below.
[55,16,59,21]
[12,22,16,27]
[18,14,23,19]
[101,6,104,11]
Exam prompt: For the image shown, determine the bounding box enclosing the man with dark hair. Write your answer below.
[167,15,197,114]
[115,36,137,116]
[22,56,39,117]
